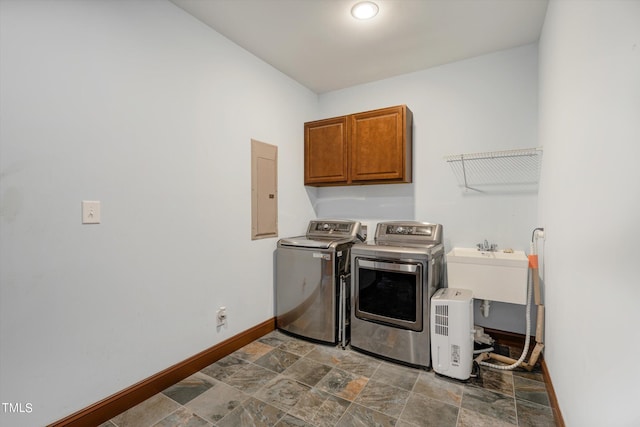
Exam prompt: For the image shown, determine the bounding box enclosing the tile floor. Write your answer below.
[102,330,556,427]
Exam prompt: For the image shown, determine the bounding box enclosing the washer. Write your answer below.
[276,220,364,347]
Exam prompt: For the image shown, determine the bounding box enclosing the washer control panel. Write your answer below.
[311,222,353,233]
[306,220,362,241]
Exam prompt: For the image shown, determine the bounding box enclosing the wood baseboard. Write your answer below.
[48,318,276,427]
[482,327,536,350]
[51,322,565,427]
[541,359,565,427]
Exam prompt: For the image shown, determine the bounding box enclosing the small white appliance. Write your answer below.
[431,288,474,380]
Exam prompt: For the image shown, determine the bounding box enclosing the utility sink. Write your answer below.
[446,247,529,305]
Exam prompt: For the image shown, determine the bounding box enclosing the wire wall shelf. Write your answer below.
[444,147,543,192]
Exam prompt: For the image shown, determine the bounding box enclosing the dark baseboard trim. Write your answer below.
[49,318,276,427]
[541,359,565,427]
[483,328,564,427]
[482,327,536,350]
[51,322,565,427]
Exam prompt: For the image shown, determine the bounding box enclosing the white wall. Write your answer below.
[538,1,640,426]
[0,1,317,425]
[315,44,540,333]
[11,1,637,425]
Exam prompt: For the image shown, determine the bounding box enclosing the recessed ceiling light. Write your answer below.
[351,1,379,20]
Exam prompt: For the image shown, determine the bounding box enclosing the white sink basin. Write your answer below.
[446,247,529,305]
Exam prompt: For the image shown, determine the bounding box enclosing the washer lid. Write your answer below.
[278,237,334,249]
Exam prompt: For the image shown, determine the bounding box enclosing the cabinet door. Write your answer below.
[350,105,412,183]
[304,116,348,185]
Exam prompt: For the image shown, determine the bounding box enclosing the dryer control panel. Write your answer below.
[375,221,443,246]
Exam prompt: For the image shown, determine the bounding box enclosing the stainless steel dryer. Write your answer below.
[350,221,444,368]
[276,220,364,347]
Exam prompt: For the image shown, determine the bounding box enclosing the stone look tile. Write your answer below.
[255,348,300,373]
[286,387,331,422]
[371,361,419,391]
[200,355,248,381]
[336,403,397,427]
[413,371,464,406]
[184,381,248,423]
[107,334,555,427]
[306,345,346,367]
[153,407,212,427]
[255,377,313,411]
[216,397,285,427]
[461,385,517,425]
[354,379,410,417]
[283,357,333,387]
[514,369,545,383]
[270,330,298,341]
[258,332,291,347]
[514,376,550,406]
[232,341,275,362]
[315,367,368,401]
[162,372,214,405]
[222,362,278,394]
[457,407,517,427]
[336,350,381,377]
[478,368,515,396]
[276,414,316,427]
[288,388,351,427]
[278,339,318,356]
[400,392,459,427]
[308,394,352,427]
[516,398,556,427]
[111,394,180,427]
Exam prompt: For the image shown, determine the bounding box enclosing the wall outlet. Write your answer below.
[216,306,227,327]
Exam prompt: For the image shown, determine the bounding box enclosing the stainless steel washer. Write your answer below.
[350,221,444,368]
[276,220,364,347]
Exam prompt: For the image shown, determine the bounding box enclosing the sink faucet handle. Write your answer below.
[477,240,498,251]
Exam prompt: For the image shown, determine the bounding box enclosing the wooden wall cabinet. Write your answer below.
[304,105,412,186]
[304,116,348,185]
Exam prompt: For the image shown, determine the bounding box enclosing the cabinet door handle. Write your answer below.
[269,194,275,199]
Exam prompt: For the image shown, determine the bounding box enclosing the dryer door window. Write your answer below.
[354,257,424,332]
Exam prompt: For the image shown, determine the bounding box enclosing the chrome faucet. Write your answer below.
[477,239,498,252]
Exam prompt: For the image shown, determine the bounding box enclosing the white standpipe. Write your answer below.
[475,228,545,371]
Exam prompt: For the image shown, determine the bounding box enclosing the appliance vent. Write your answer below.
[434,304,448,336]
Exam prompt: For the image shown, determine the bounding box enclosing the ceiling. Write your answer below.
[169,0,549,94]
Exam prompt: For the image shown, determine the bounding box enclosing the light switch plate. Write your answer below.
[82,201,101,224]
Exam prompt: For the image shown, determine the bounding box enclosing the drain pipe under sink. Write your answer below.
[480,299,491,317]
[475,227,544,371]
[477,267,532,371]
